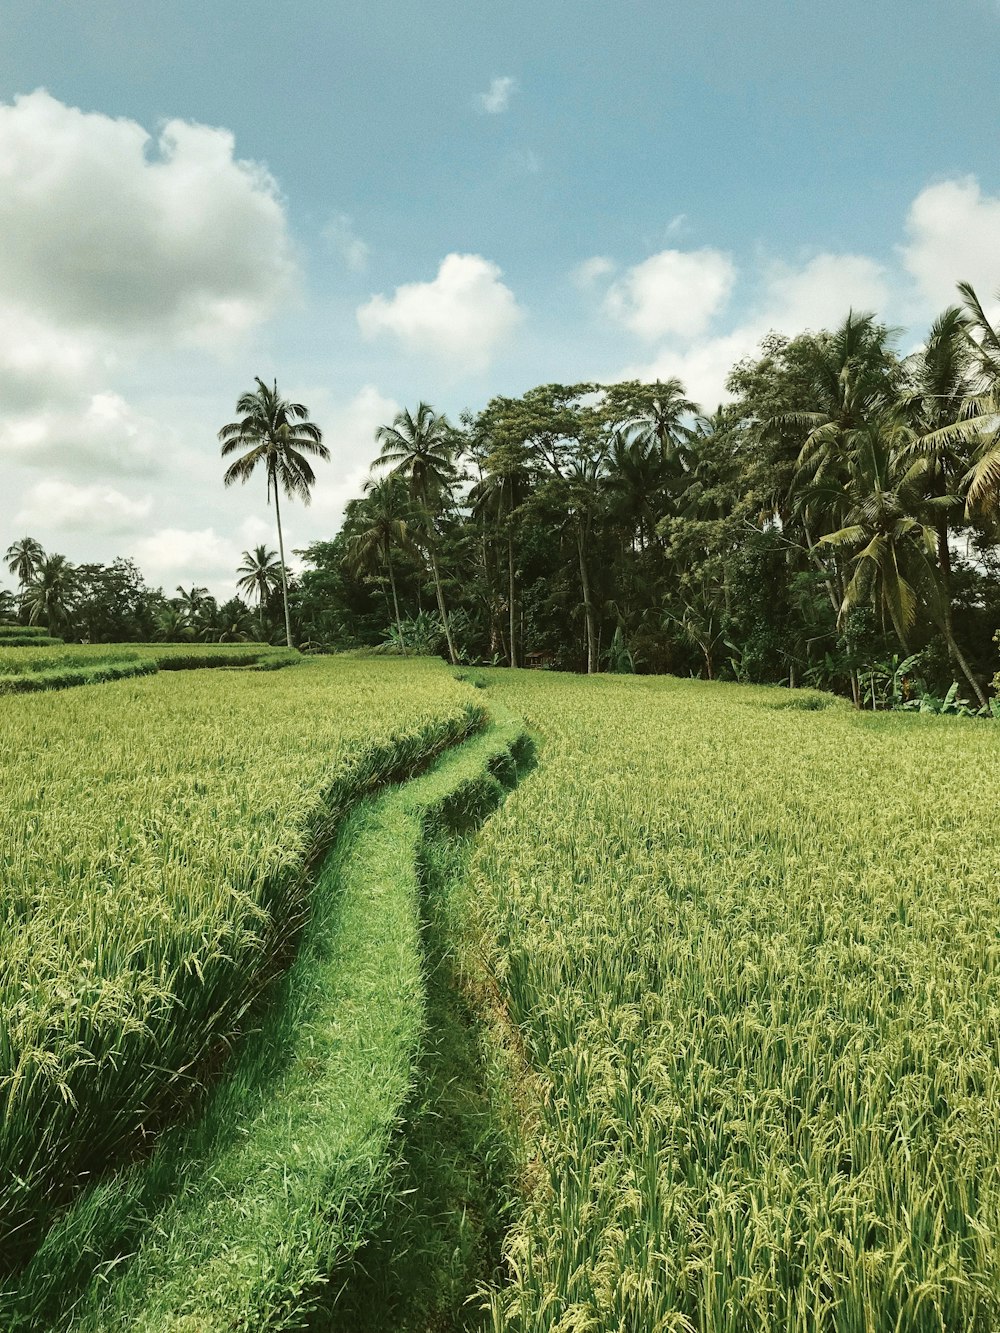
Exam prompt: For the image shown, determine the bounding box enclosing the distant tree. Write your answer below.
[374,403,460,664]
[22,554,76,635]
[75,558,160,642]
[236,545,282,635]
[345,476,414,653]
[154,604,195,643]
[5,537,45,592]
[220,378,329,648]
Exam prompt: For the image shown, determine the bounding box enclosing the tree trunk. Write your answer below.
[576,521,597,674]
[273,484,294,649]
[934,519,986,706]
[386,547,406,656]
[507,524,517,669]
[428,543,457,665]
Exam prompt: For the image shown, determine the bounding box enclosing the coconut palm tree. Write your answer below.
[374,402,460,664]
[5,537,45,592]
[345,476,413,653]
[220,378,329,648]
[236,545,282,634]
[812,408,987,705]
[22,554,76,635]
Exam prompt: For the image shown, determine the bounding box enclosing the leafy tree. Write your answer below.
[220,378,329,648]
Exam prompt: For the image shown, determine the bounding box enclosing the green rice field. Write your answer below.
[3,655,1000,1331]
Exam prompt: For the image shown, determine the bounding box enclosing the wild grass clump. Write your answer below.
[474,669,1000,1332]
[0,657,483,1276]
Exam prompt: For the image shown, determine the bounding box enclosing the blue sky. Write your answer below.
[2,0,999,596]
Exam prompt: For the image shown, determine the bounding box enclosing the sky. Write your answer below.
[2,0,1000,600]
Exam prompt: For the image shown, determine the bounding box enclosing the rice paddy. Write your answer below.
[4,658,1000,1331]
[472,670,1000,1332]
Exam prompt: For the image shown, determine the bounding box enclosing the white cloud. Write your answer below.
[901,176,1000,312]
[0,390,167,475]
[620,251,890,408]
[480,76,516,114]
[0,89,295,351]
[573,256,616,289]
[13,479,152,535]
[322,212,370,271]
[357,253,524,372]
[306,384,401,520]
[604,247,737,340]
[759,252,890,332]
[132,527,242,589]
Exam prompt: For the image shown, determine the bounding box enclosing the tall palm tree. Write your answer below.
[5,537,45,591]
[219,378,329,648]
[901,306,981,683]
[236,545,282,633]
[813,409,987,705]
[374,402,459,664]
[22,554,76,635]
[345,476,413,653]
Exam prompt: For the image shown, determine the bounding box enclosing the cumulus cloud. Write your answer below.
[357,254,524,372]
[0,391,166,475]
[304,384,401,521]
[0,89,295,351]
[13,479,152,534]
[480,76,516,114]
[323,212,370,271]
[620,251,891,409]
[132,527,243,588]
[604,247,737,340]
[901,176,1000,312]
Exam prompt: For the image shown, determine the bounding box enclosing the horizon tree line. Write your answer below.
[4,278,1000,707]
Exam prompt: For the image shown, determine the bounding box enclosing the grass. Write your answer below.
[0,657,482,1277]
[7,708,530,1331]
[469,669,1000,1332]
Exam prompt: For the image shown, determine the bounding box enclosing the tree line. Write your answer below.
[300,286,1000,708]
[4,282,1000,708]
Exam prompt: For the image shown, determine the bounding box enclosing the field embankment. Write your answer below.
[0,640,298,692]
[0,657,483,1279]
[471,670,1000,1332]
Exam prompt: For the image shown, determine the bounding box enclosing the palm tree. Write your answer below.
[5,537,45,592]
[901,306,980,683]
[154,604,194,642]
[812,409,987,705]
[374,403,460,664]
[236,546,282,634]
[22,554,76,635]
[345,476,414,653]
[220,378,329,648]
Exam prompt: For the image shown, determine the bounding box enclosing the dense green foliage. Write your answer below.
[472,669,1000,1330]
[0,658,482,1275]
[295,292,1000,708]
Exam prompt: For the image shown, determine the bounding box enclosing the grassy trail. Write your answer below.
[12,702,530,1332]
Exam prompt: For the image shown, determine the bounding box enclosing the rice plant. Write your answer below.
[474,671,1000,1332]
[0,655,482,1272]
